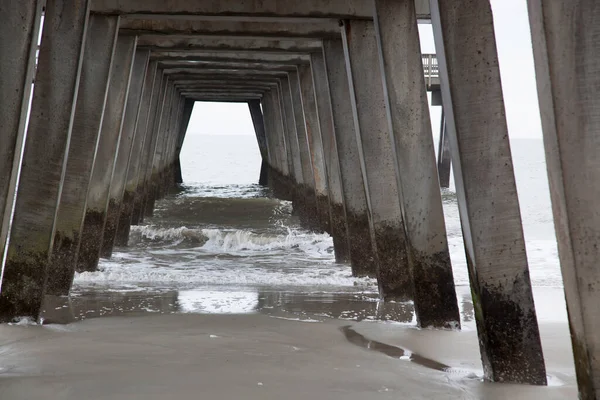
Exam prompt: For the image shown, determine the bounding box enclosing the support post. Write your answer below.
[262,89,284,195]
[132,69,164,224]
[248,99,270,186]
[173,98,195,185]
[279,77,304,190]
[341,20,413,300]
[437,110,451,188]
[77,35,137,272]
[430,0,546,384]
[115,60,158,246]
[310,51,351,263]
[144,79,171,218]
[0,0,89,321]
[297,64,330,233]
[322,38,376,277]
[373,0,459,328]
[46,14,119,296]
[0,0,43,263]
[289,70,320,230]
[528,0,600,395]
[101,48,149,257]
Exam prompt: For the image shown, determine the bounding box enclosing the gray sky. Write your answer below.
[187,0,541,139]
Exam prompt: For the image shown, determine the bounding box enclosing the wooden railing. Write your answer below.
[422,53,439,87]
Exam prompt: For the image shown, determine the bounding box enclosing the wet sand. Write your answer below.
[0,286,576,399]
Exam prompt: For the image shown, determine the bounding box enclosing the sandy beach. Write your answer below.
[0,286,576,400]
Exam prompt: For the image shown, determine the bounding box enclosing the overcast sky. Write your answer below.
[186,0,541,140]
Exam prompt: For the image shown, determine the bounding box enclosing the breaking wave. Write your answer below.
[129,225,334,256]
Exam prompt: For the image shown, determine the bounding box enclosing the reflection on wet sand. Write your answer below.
[340,325,451,371]
[64,288,416,324]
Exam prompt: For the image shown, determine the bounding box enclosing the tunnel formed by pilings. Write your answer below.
[2,0,599,396]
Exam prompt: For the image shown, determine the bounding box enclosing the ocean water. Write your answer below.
[70,133,562,321]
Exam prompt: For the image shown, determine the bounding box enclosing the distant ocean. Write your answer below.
[72,133,562,319]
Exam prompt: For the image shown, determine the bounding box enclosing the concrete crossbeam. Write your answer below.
[91,0,432,20]
[189,97,260,102]
[137,37,322,53]
[150,51,311,63]
[176,84,274,92]
[158,60,300,70]
[180,91,265,97]
[91,0,374,19]
[120,19,341,39]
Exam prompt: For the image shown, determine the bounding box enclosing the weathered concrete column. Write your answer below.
[373,0,459,328]
[101,49,150,257]
[248,99,271,186]
[279,78,304,189]
[262,89,287,197]
[153,85,177,200]
[167,96,186,188]
[143,76,170,218]
[0,0,43,263]
[322,38,376,277]
[157,92,182,198]
[297,64,330,233]
[430,0,546,384]
[528,0,600,395]
[437,110,451,188]
[0,0,89,321]
[173,98,195,185]
[115,61,158,245]
[77,35,137,272]
[132,69,164,224]
[272,87,292,199]
[46,14,119,296]
[310,51,351,263]
[289,70,320,230]
[341,20,413,300]
[276,83,295,188]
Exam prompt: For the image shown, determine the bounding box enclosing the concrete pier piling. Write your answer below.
[341,20,413,301]
[373,0,459,327]
[47,14,119,296]
[172,98,195,186]
[310,51,351,263]
[322,39,376,277]
[297,64,330,234]
[115,61,159,246]
[0,0,43,265]
[431,0,546,384]
[77,35,137,273]
[132,69,164,225]
[278,77,304,207]
[289,70,320,231]
[142,75,169,219]
[101,49,150,257]
[0,0,89,321]
[436,111,451,189]
[528,0,600,396]
[2,0,587,391]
